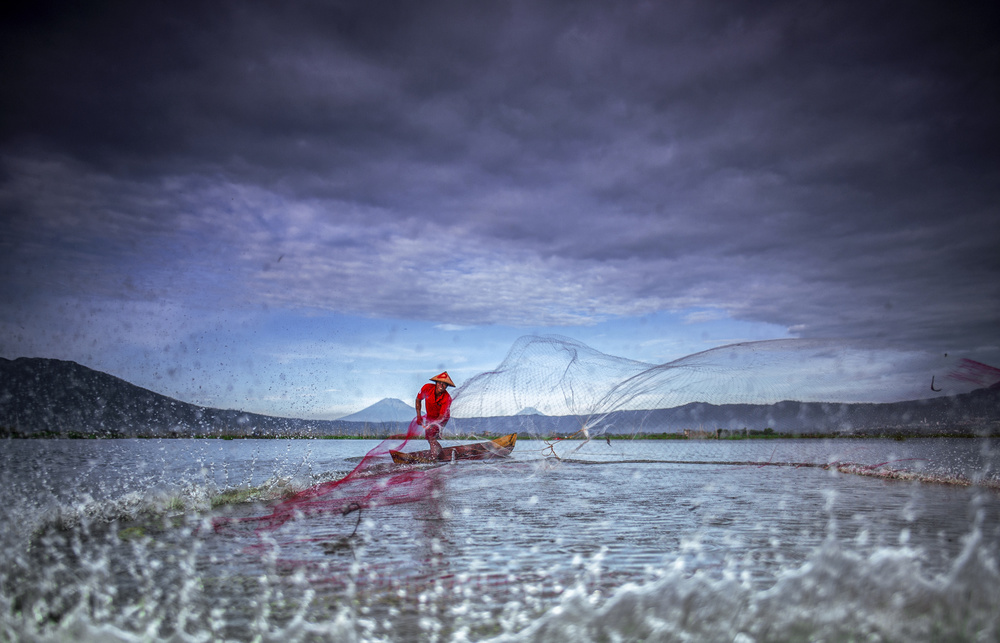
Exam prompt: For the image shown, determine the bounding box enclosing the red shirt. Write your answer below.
[418,383,451,424]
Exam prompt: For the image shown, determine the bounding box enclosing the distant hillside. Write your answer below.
[584,388,1000,436]
[0,357,402,438]
[340,398,414,423]
[1,357,997,438]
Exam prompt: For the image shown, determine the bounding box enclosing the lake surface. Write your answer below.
[2,437,999,641]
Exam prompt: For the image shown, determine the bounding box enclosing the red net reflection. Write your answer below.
[950,358,1000,389]
[212,418,435,536]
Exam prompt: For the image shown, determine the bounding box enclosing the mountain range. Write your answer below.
[1,357,997,438]
[338,397,414,423]
[0,357,393,438]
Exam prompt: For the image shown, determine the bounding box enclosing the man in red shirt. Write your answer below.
[415,371,455,460]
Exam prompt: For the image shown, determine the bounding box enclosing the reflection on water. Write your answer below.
[2,438,999,640]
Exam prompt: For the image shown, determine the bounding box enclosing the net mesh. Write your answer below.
[448,335,984,439]
[215,335,999,539]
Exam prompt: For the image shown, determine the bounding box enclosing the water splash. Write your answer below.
[493,523,1000,642]
[3,336,999,641]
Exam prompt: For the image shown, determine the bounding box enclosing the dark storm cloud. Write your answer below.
[1,0,998,355]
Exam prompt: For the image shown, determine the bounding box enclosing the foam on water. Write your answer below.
[491,525,1000,642]
[4,503,999,642]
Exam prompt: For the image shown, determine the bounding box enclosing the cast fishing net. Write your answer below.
[450,334,997,439]
[217,335,999,540]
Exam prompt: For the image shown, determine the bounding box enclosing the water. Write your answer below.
[2,437,999,641]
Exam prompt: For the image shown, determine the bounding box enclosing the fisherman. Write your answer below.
[415,371,455,460]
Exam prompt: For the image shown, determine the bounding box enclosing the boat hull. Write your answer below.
[390,433,517,464]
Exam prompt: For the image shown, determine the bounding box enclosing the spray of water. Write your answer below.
[3,336,999,640]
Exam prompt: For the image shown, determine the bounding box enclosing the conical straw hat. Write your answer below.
[430,371,455,387]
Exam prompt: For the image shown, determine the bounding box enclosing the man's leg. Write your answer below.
[427,424,442,460]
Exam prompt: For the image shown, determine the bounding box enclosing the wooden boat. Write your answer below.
[390,433,517,465]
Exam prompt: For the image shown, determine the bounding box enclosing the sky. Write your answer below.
[1,0,998,419]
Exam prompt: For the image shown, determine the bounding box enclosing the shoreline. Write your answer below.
[2,430,996,440]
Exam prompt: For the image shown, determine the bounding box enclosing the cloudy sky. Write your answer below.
[2,0,998,418]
